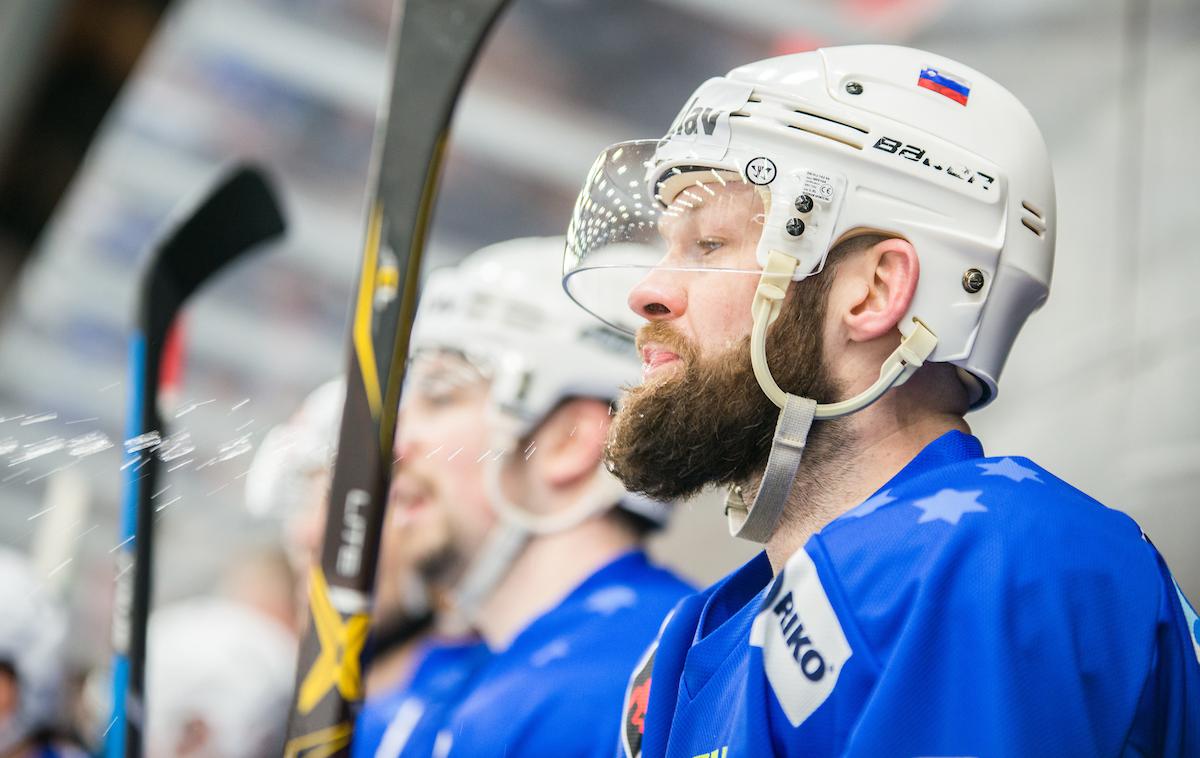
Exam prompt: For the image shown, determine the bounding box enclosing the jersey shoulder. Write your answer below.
[555,553,695,646]
[813,452,1166,673]
[351,639,489,758]
[821,452,1158,592]
[746,454,1178,747]
[450,555,695,755]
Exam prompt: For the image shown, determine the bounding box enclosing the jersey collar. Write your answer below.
[882,429,983,485]
[834,429,984,523]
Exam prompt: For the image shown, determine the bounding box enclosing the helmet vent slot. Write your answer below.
[1020,199,1047,238]
[793,109,868,134]
[786,123,863,150]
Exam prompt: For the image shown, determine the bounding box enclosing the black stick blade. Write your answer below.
[139,164,287,349]
[112,162,286,758]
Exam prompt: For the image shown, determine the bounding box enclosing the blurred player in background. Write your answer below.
[0,548,86,758]
[216,544,298,636]
[351,469,486,758]
[562,45,1200,756]
[245,378,347,632]
[354,237,694,758]
[248,376,467,758]
[246,378,442,691]
[142,597,295,758]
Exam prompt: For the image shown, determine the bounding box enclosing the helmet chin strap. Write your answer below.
[726,250,939,543]
[452,415,628,628]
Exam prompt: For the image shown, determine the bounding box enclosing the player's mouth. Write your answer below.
[641,344,681,379]
[390,475,436,523]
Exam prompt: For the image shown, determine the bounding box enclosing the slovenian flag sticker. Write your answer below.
[918,67,971,105]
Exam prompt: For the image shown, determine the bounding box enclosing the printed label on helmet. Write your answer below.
[871,136,996,194]
[657,80,754,162]
[750,548,851,727]
[918,66,972,106]
[801,171,836,202]
[746,157,777,185]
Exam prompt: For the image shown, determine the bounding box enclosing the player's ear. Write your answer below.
[528,398,611,489]
[836,237,919,343]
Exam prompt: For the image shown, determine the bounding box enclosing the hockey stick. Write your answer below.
[283,1,511,754]
[107,165,285,758]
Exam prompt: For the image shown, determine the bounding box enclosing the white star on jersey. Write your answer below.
[585,585,638,615]
[978,457,1042,483]
[530,638,570,668]
[912,488,987,525]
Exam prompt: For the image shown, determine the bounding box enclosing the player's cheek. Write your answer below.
[706,278,756,348]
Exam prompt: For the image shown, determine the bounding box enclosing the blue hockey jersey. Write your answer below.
[402,550,694,758]
[624,431,1200,757]
[352,637,489,758]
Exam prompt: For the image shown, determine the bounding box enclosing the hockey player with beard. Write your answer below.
[354,236,693,758]
[245,382,482,756]
[246,379,437,657]
[561,46,1200,756]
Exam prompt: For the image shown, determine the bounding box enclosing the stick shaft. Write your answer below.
[283,1,510,753]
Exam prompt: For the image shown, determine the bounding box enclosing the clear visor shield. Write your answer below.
[401,348,493,410]
[564,140,767,334]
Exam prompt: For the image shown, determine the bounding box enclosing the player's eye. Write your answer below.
[413,375,466,408]
[423,388,461,407]
[695,237,725,255]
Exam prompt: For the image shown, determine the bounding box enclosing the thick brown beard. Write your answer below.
[416,542,464,591]
[605,274,847,502]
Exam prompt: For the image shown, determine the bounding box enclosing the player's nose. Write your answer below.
[394,406,420,463]
[628,269,686,321]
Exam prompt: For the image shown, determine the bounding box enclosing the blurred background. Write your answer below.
[0,0,1196,731]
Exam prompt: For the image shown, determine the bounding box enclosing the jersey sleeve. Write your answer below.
[1124,548,1200,755]
[813,503,1175,756]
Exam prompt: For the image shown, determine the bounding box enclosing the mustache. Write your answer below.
[635,321,699,363]
[389,466,436,505]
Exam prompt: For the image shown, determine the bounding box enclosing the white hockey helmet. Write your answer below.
[0,549,67,753]
[410,235,669,528]
[564,44,1055,409]
[408,237,670,618]
[245,379,344,520]
[563,45,1055,543]
[145,598,296,758]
